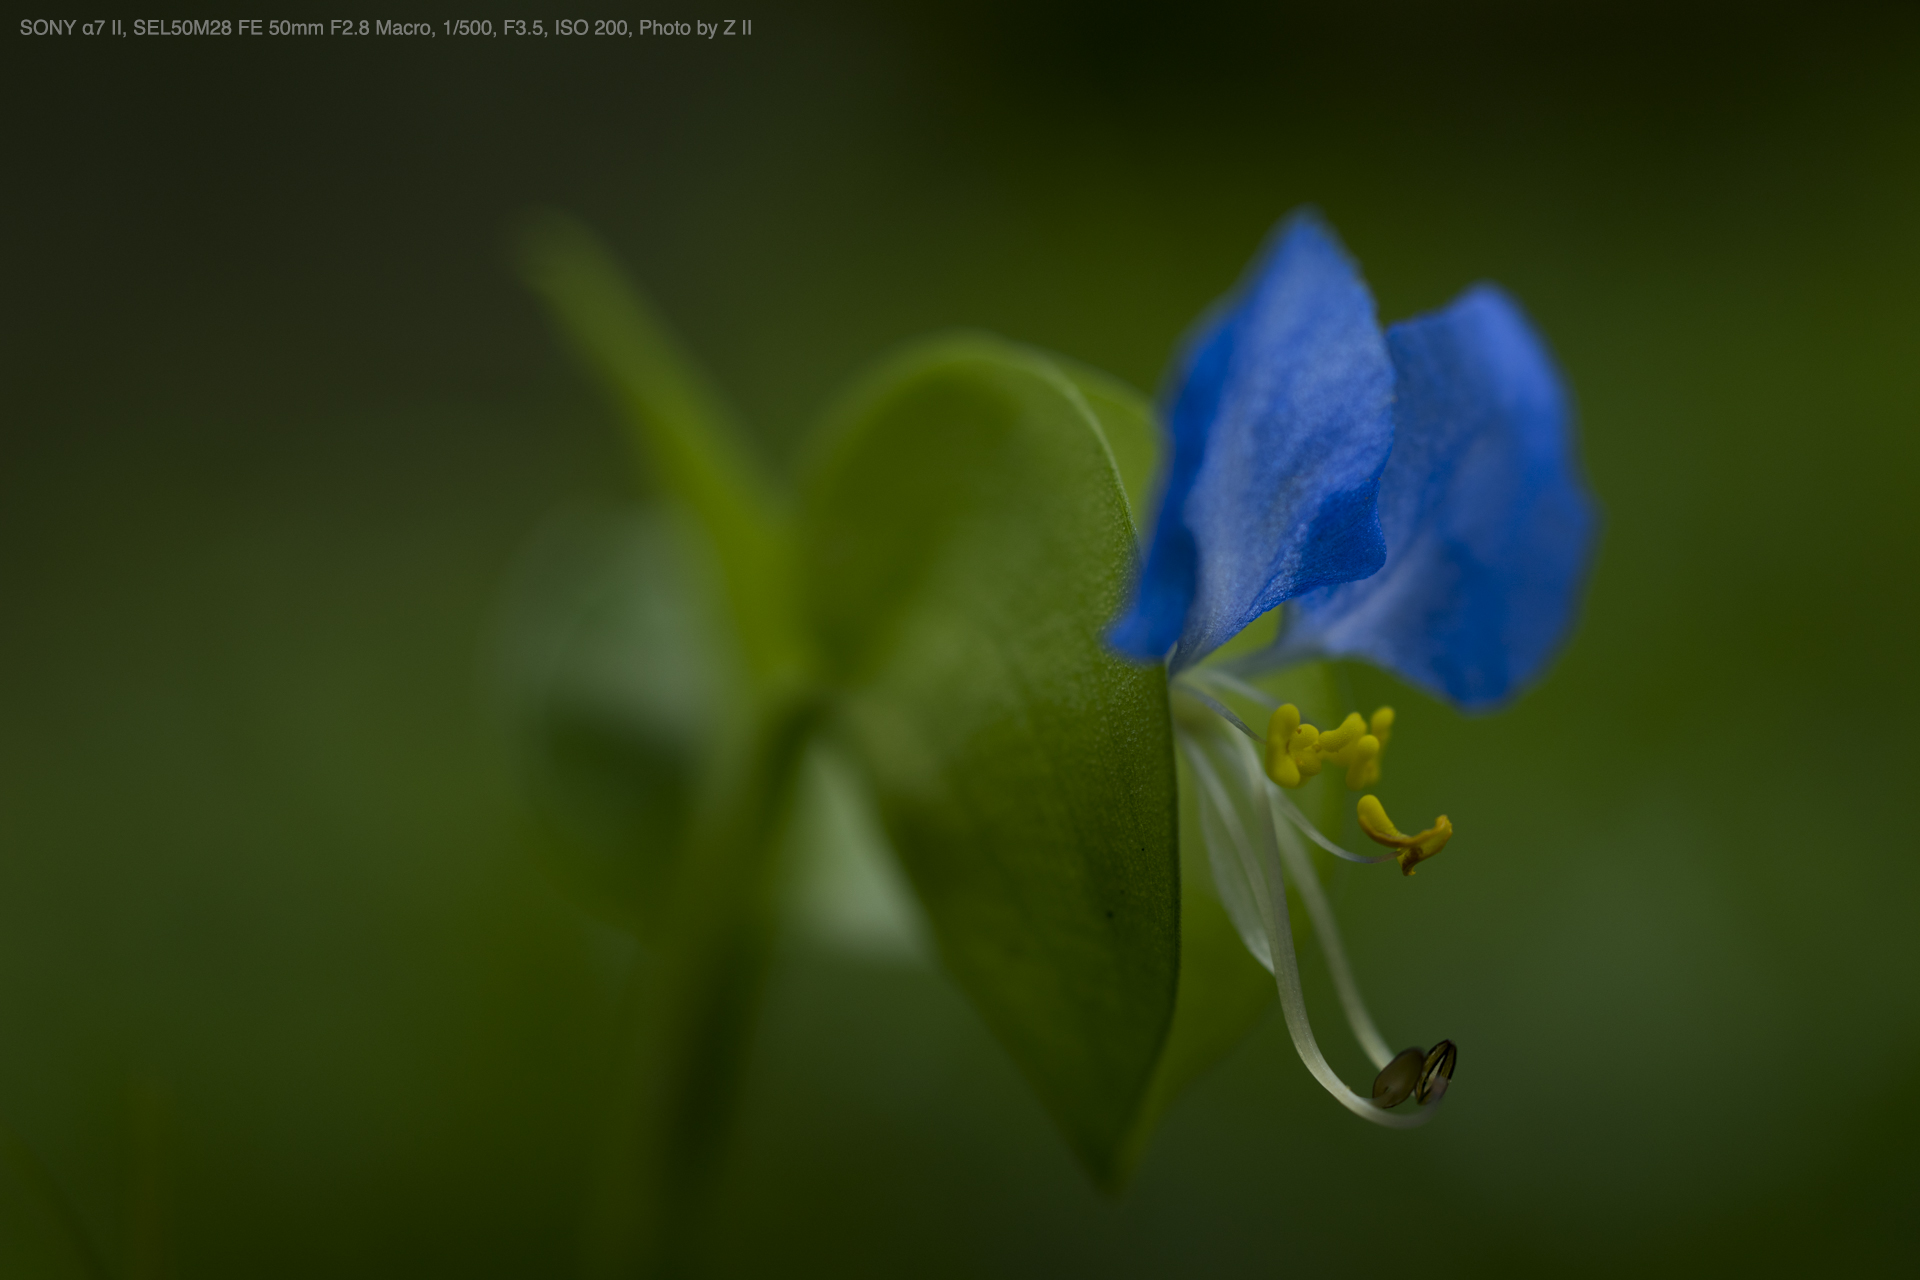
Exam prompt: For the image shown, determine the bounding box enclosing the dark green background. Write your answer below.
[5,2,1916,1273]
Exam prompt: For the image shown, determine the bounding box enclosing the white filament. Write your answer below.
[1269,786,1398,866]
[1181,735,1274,973]
[1180,726,1437,1128]
[1177,684,1263,743]
[1228,733,1396,1069]
[1184,666,1280,712]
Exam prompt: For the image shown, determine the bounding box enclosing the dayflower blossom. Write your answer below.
[1112,210,1597,1126]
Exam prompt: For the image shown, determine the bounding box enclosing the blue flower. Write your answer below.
[1123,209,1597,1128]
[1113,210,1597,711]
[1247,283,1599,710]
[1110,211,1396,669]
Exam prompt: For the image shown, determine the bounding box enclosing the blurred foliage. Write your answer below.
[4,0,1918,1275]
[511,237,1190,1229]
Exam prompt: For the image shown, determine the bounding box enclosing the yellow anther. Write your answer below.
[1260,704,1398,792]
[1319,711,1368,755]
[1264,704,1303,788]
[1369,706,1394,750]
[1323,733,1368,769]
[1289,723,1323,778]
[1355,794,1401,841]
[1343,734,1381,790]
[1356,794,1453,876]
[1319,710,1391,790]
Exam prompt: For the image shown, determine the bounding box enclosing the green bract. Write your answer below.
[800,337,1178,1183]
[508,219,1289,1240]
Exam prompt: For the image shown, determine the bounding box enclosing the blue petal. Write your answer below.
[1269,285,1599,710]
[1109,211,1395,668]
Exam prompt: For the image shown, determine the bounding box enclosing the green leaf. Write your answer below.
[798,333,1178,1185]
[1051,356,1161,527]
[1034,358,1276,1177]
[1115,751,1275,1173]
[519,215,809,691]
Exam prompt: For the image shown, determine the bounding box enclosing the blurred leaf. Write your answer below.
[491,505,747,935]
[520,216,810,690]
[798,333,1178,1185]
[781,739,932,962]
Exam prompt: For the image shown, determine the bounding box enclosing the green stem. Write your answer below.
[586,695,824,1278]
[519,215,811,695]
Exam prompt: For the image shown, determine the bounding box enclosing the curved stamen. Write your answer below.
[1226,732,1394,1067]
[1178,695,1402,1057]
[1181,727,1441,1128]
[1268,787,1397,866]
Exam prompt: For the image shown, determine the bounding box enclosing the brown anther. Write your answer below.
[1356,795,1454,876]
[1416,1039,1458,1105]
[1370,1046,1426,1109]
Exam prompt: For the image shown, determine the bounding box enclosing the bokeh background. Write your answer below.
[5,1,1918,1273]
